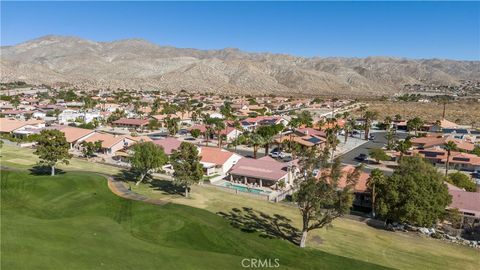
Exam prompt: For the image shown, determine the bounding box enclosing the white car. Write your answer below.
[269,151,286,158]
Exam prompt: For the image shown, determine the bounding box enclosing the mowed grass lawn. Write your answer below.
[2,144,479,269]
[132,178,480,270]
[1,170,386,270]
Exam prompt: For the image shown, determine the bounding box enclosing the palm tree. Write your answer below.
[366,169,385,218]
[407,117,424,136]
[345,117,357,142]
[383,116,393,131]
[213,119,226,148]
[444,141,458,176]
[247,133,265,159]
[363,111,378,140]
[325,128,340,162]
[165,117,180,137]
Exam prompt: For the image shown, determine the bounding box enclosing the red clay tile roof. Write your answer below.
[448,190,480,217]
[152,138,183,155]
[200,147,237,165]
[112,118,149,126]
[59,127,95,143]
[229,156,289,181]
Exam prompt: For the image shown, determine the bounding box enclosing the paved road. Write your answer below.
[340,131,408,173]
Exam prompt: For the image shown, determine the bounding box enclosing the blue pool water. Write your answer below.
[223,182,271,194]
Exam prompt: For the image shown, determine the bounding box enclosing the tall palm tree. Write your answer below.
[444,141,458,176]
[213,119,226,148]
[345,117,357,142]
[366,169,386,218]
[383,116,393,131]
[363,111,378,140]
[325,128,340,162]
[247,133,265,159]
[407,117,424,136]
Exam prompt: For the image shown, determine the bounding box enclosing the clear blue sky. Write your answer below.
[1,1,479,60]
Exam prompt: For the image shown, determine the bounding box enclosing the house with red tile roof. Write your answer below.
[189,124,242,142]
[83,133,136,155]
[447,184,480,218]
[408,147,480,172]
[55,126,96,148]
[411,135,475,152]
[0,118,45,133]
[152,138,183,155]
[112,118,149,130]
[199,147,242,176]
[317,165,372,210]
[228,156,299,189]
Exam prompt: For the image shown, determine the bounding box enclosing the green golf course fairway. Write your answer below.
[1,170,389,270]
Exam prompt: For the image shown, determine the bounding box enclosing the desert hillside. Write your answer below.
[1,35,479,95]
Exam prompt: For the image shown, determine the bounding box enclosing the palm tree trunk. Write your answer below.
[371,185,376,218]
[445,152,450,176]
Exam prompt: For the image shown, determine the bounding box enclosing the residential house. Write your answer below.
[228,156,299,189]
[83,133,136,155]
[112,118,149,130]
[199,147,242,176]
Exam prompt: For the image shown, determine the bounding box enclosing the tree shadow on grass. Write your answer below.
[114,169,184,196]
[217,207,301,245]
[146,178,184,195]
[29,165,65,176]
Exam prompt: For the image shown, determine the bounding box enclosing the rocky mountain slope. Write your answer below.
[1,35,478,96]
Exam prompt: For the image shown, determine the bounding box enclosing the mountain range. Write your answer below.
[1,35,479,96]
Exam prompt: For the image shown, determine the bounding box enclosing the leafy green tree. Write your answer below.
[10,95,20,108]
[107,109,126,123]
[444,141,458,176]
[130,142,168,186]
[34,130,72,176]
[147,119,161,131]
[190,129,201,138]
[294,158,360,248]
[472,146,480,157]
[296,111,313,127]
[369,148,390,164]
[447,172,477,192]
[385,129,396,150]
[81,141,102,158]
[366,169,386,218]
[395,139,412,159]
[375,156,451,227]
[444,208,463,229]
[170,142,203,197]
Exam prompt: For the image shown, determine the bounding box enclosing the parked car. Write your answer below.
[269,151,286,159]
[355,153,368,162]
[369,134,375,140]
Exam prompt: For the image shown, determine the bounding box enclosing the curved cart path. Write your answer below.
[107,176,169,205]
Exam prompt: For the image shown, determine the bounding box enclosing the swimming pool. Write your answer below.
[223,182,271,195]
